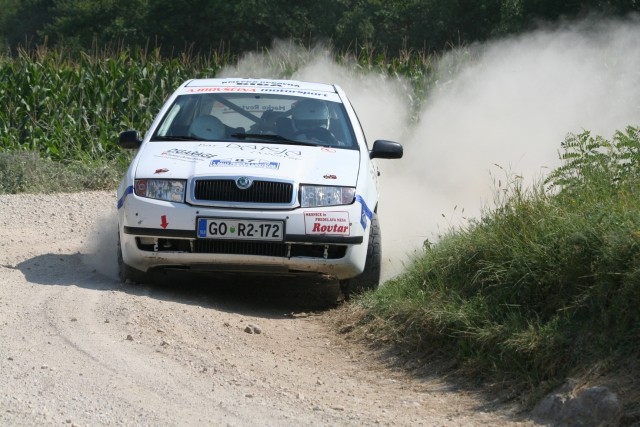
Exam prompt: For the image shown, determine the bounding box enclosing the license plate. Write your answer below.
[197,218,284,241]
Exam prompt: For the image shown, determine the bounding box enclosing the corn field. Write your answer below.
[0,45,436,165]
[0,47,226,162]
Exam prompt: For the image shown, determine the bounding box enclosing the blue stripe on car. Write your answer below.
[117,185,133,209]
[356,195,373,230]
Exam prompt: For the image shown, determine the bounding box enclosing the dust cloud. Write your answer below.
[378,17,640,278]
[224,17,640,280]
[82,211,119,280]
[93,17,640,282]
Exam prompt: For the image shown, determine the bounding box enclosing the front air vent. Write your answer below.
[193,240,347,259]
[194,240,288,257]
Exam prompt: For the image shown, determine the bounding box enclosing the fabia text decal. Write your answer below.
[304,212,350,235]
[218,143,302,160]
[210,159,280,169]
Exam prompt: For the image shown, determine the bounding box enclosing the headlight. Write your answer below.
[300,185,355,207]
[134,179,186,202]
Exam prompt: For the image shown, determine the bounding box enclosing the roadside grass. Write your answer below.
[0,150,124,193]
[335,126,640,404]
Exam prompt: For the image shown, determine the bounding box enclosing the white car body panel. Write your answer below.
[134,141,360,186]
[117,78,398,282]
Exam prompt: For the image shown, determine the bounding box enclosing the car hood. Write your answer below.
[135,141,360,186]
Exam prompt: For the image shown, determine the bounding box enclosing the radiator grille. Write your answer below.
[194,179,293,204]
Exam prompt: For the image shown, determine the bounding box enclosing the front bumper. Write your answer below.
[118,193,369,279]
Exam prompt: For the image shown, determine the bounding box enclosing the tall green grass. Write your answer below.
[0,150,122,193]
[342,126,640,399]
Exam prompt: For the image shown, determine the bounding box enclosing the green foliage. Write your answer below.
[351,126,640,395]
[0,45,227,163]
[0,41,436,163]
[0,0,54,49]
[44,0,150,51]
[0,43,436,193]
[2,0,639,57]
[545,127,640,194]
[11,0,346,56]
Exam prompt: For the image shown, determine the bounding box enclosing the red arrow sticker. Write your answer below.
[160,215,169,229]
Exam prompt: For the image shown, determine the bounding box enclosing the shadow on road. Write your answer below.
[14,253,343,317]
[12,253,538,424]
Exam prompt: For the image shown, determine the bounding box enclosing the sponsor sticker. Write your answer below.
[186,87,257,93]
[210,158,280,169]
[257,88,328,97]
[304,211,350,235]
[217,103,287,115]
[221,80,301,88]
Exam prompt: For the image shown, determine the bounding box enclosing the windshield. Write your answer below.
[152,92,357,149]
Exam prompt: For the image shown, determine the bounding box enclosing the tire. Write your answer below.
[340,213,382,299]
[117,230,150,284]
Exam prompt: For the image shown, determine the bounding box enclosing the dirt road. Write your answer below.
[0,191,536,426]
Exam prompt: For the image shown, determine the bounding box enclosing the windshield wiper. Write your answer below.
[230,133,316,146]
[152,135,203,141]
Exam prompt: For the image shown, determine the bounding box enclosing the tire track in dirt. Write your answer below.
[0,191,536,426]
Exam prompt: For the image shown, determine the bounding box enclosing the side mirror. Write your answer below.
[119,130,142,149]
[370,140,403,159]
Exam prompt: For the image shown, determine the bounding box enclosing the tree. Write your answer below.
[496,0,640,35]
[44,0,150,50]
[1,0,54,50]
[145,0,345,55]
[1,0,639,56]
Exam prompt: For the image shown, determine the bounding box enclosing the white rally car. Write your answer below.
[116,78,402,296]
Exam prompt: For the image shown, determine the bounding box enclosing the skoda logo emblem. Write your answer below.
[236,176,252,189]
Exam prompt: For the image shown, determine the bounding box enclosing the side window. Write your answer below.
[328,103,357,148]
[154,95,198,138]
[156,104,181,136]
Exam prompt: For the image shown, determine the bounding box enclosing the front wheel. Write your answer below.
[340,213,381,299]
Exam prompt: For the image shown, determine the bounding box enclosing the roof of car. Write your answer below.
[181,78,337,95]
